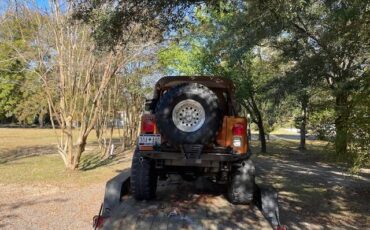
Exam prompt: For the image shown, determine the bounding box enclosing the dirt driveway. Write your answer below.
[0,182,105,230]
[1,146,369,229]
[254,150,370,229]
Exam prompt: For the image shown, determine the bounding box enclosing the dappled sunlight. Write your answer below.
[253,139,370,229]
[0,0,367,229]
[105,177,271,229]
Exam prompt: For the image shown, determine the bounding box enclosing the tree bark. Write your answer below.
[38,113,44,128]
[250,96,267,153]
[66,136,87,170]
[66,123,75,170]
[256,118,267,153]
[72,137,87,169]
[299,99,308,150]
[334,92,350,158]
[241,97,267,153]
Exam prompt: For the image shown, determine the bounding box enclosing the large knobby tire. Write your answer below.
[155,83,222,145]
[227,159,256,204]
[130,149,157,200]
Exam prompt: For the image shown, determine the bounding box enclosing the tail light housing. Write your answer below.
[142,119,155,133]
[232,123,245,136]
[232,123,245,147]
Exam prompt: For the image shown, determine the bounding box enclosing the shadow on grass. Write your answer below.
[79,150,132,171]
[0,139,133,172]
[252,139,370,229]
[0,145,56,164]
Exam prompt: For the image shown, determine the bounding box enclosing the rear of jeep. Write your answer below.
[130,76,255,204]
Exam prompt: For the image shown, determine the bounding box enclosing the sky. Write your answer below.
[0,0,51,13]
[34,0,50,10]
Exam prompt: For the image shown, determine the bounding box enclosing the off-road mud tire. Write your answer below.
[155,83,222,145]
[130,149,157,200]
[227,159,255,204]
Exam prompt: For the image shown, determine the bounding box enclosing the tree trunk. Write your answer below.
[66,125,75,170]
[66,138,87,170]
[256,119,267,153]
[299,100,308,150]
[334,92,350,158]
[72,138,87,169]
[39,113,45,128]
[250,96,267,153]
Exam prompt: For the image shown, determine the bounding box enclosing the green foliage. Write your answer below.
[14,73,48,125]
[0,65,25,119]
[220,0,369,163]
[160,5,289,134]
[0,15,30,119]
[0,11,47,124]
[0,0,367,169]
[158,1,369,164]
[158,5,287,154]
[158,42,205,75]
[309,109,336,141]
[348,83,370,170]
[72,0,218,50]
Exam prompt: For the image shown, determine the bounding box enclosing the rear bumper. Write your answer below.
[139,151,248,166]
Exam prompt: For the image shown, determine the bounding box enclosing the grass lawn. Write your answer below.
[0,127,351,186]
[0,127,331,186]
[0,128,131,186]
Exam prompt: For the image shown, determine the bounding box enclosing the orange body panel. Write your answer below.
[216,116,248,154]
[216,116,228,146]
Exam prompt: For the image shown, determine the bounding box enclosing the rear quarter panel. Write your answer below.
[217,116,248,154]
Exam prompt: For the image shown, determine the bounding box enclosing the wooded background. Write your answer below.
[0,0,368,171]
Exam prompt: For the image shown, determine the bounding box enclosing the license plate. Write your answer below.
[138,134,161,146]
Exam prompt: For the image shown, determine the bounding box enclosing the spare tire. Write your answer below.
[155,83,222,145]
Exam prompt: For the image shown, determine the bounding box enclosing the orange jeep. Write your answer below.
[131,76,255,204]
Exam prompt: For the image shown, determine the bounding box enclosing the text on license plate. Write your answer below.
[139,134,161,146]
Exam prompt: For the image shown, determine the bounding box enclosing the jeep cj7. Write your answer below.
[93,76,285,230]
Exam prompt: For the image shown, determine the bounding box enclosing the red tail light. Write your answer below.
[93,215,105,229]
[143,119,155,133]
[232,123,245,136]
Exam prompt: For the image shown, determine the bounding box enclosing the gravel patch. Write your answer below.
[0,183,105,230]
